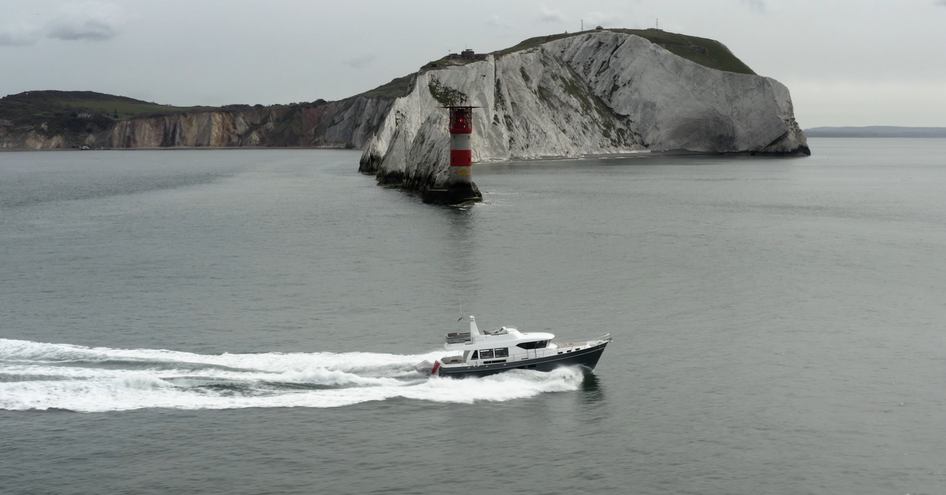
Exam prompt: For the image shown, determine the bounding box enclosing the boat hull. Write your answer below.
[437,341,608,378]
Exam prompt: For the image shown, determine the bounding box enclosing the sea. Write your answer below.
[1,138,944,494]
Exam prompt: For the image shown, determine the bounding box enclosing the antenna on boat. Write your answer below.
[457,299,463,322]
[468,315,479,342]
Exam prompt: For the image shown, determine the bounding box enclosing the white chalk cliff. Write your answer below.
[359,30,809,191]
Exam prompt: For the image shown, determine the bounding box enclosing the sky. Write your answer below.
[1,0,945,127]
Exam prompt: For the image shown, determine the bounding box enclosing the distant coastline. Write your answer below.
[805,126,946,138]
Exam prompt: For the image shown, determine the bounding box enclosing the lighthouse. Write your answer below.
[422,105,482,204]
[448,105,474,186]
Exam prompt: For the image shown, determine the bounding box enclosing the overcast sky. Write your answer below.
[2,0,945,127]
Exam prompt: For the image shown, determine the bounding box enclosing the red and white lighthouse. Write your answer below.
[447,105,474,186]
[423,105,482,204]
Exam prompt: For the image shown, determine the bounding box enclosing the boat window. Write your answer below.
[480,349,494,359]
[471,350,478,360]
[494,348,509,358]
[516,340,548,350]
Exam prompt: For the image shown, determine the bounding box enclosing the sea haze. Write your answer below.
[1,140,944,494]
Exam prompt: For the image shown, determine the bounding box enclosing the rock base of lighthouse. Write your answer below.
[421,181,482,205]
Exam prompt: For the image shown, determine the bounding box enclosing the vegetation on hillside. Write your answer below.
[427,77,467,106]
[613,29,754,74]
[0,91,215,124]
[0,91,218,138]
[359,74,417,99]
[416,28,754,76]
[495,28,755,75]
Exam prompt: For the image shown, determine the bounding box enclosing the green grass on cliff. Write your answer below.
[359,74,416,99]
[0,91,216,125]
[494,28,755,75]
[61,98,212,119]
[613,29,755,74]
[0,90,226,140]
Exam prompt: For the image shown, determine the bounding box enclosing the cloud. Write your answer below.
[936,0,946,5]
[538,6,568,24]
[0,2,126,46]
[342,54,376,69]
[48,19,117,41]
[47,2,126,41]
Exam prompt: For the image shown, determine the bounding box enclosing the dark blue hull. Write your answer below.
[437,341,608,378]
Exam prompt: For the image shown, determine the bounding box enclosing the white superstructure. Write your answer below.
[434,316,610,376]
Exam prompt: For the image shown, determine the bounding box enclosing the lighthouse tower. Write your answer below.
[423,106,482,204]
[448,105,474,186]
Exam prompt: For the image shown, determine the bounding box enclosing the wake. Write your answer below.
[0,338,585,412]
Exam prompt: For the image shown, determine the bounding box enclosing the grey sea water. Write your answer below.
[1,139,944,494]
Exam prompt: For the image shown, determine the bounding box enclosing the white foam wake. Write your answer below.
[0,338,585,412]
